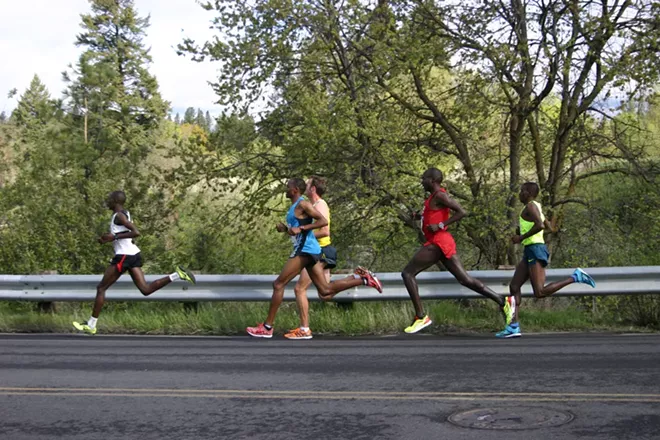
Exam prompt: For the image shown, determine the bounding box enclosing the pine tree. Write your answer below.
[64,0,168,157]
[205,111,213,132]
[196,108,206,130]
[174,112,181,124]
[183,107,196,124]
[57,0,170,247]
[11,75,54,127]
[0,111,6,123]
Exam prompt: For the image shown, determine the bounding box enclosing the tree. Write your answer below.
[196,108,207,130]
[62,0,169,192]
[374,0,660,260]
[65,0,169,218]
[174,112,181,124]
[183,107,196,124]
[11,75,55,128]
[180,0,660,266]
[0,111,7,123]
[205,111,213,132]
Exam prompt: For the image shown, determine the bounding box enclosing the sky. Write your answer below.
[0,0,225,118]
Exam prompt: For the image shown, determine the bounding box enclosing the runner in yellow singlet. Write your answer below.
[497,182,596,338]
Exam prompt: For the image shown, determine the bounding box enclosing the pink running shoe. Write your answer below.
[354,266,383,293]
[246,323,273,338]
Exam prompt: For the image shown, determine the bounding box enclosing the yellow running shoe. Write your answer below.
[502,296,516,326]
[404,315,432,334]
[176,266,196,284]
[72,321,97,335]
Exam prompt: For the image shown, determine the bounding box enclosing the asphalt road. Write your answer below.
[1,333,659,440]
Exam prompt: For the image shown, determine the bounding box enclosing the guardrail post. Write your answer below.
[36,270,58,313]
[182,302,199,313]
[181,270,201,313]
[336,302,354,311]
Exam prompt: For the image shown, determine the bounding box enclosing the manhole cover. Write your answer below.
[448,407,573,430]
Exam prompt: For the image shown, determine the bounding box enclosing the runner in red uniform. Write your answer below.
[401,168,516,333]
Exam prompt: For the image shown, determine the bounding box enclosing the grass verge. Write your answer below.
[0,297,654,335]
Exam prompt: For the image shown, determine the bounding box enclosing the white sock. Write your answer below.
[300,327,310,332]
[169,272,180,282]
[88,317,98,329]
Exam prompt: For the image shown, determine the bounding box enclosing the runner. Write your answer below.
[401,168,515,334]
[497,182,596,338]
[284,176,336,340]
[247,178,382,338]
[72,190,196,335]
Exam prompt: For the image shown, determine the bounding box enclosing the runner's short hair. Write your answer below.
[522,182,540,197]
[109,190,126,204]
[309,175,327,196]
[290,178,307,193]
[423,168,443,183]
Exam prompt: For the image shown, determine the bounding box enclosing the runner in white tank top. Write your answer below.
[110,210,140,256]
[73,190,197,335]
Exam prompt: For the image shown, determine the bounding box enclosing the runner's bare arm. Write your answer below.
[543,218,555,232]
[113,212,140,239]
[99,212,140,244]
[312,200,330,239]
[428,191,466,232]
[288,200,328,235]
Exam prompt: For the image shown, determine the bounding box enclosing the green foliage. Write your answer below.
[0,0,170,274]
[154,190,290,274]
[10,75,56,128]
[179,0,660,267]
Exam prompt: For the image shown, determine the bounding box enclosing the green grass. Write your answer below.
[0,297,655,335]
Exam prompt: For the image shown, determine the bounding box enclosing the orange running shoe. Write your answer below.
[284,327,313,340]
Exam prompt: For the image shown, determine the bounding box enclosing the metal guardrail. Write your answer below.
[0,266,658,302]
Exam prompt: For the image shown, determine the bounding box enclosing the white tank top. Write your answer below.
[110,211,141,256]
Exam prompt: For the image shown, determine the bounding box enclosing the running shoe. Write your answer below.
[246,323,273,338]
[572,268,595,288]
[502,296,516,326]
[404,315,432,334]
[176,266,197,284]
[284,328,313,340]
[495,324,522,338]
[72,321,97,335]
[354,266,383,293]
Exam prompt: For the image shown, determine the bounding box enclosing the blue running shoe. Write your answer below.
[495,324,522,338]
[572,268,596,288]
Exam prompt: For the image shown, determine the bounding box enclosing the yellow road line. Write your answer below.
[0,391,659,403]
[2,387,660,398]
[0,388,659,403]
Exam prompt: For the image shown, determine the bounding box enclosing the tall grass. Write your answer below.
[0,297,651,335]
